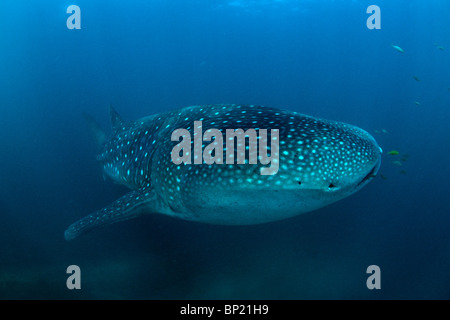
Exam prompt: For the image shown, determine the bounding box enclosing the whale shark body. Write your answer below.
[64,104,382,240]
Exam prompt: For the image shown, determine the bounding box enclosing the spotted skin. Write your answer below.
[64,104,382,240]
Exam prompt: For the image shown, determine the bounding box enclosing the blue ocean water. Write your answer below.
[0,0,449,299]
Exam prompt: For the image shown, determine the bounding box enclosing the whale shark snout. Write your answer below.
[356,154,382,189]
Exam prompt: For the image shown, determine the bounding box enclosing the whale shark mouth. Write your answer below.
[357,157,382,187]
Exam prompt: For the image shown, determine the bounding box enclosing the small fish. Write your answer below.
[438,46,445,51]
[387,150,400,155]
[392,160,402,167]
[381,129,388,134]
[400,170,407,175]
[391,45,405,53]
[414,101,421,106]
[413,75,421,82]
[379,174,388,180]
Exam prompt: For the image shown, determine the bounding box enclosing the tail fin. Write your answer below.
[83,113,107,146]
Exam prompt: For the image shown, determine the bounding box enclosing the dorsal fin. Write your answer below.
[83,113,107,146]
[110,104,125,133]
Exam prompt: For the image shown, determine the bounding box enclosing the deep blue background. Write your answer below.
[0,0,449,299]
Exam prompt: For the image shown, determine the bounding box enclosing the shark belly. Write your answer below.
[175,187,335,225]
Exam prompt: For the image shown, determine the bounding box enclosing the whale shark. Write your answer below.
[64,104,382,240]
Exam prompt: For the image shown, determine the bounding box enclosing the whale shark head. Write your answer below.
[275,117,382,205]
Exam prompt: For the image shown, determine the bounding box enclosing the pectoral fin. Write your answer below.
[64,187,158,241]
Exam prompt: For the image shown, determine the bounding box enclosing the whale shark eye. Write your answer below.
[297,181,302,185]
[328,183,336,189]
